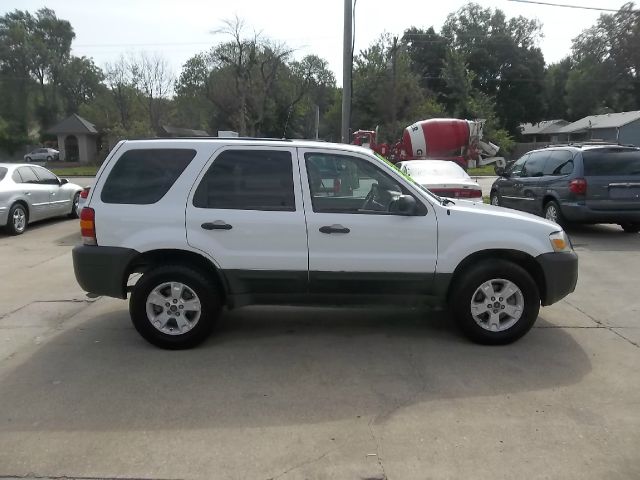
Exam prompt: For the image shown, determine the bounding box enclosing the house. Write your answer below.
[46,114,99,163]
[556,110,640,145]
[519,120,569,143]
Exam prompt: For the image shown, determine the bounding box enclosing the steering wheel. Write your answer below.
[362,183,379,211]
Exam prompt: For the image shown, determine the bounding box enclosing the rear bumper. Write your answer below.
[72,245,138,299]
[536,251,579,306]
[560,202,640,223]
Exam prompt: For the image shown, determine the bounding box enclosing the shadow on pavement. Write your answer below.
[565,223,639,251]
[0,305,591,432]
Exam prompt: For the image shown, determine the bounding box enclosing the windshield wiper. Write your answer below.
[441,198,456,206]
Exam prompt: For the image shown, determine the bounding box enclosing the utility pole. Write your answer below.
[341,0,352,143]
[314,104,320,140]
[390,36,399,134]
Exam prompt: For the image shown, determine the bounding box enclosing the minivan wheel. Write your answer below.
[490,192,500,206]
[620,223,640,234]
[6,203,28,235]
[544,200,565,226]
[129,265,221,349]
[450,260,540,345]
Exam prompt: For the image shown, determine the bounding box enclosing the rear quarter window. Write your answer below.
[582,149,640,176]
[101,149,196,204]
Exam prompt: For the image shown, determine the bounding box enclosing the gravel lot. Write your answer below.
[0,215,638,480]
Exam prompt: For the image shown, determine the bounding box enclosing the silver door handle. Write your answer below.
[23,192,31,195]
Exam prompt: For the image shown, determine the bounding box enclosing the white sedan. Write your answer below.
[0,163,83,235]
[396,160,482,199]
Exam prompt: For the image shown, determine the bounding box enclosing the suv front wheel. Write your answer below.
[129,265,222,349]
[450,260,540,344]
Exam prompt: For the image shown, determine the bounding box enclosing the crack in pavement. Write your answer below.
[266,448,338,480]
[0,475,181,480]
[564,299,639,348]
[0,299,95,322]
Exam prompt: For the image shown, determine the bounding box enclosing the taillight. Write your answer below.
[458,188,483,198]
[80,207,97,246]
[569,178,587,195]
[80,187,90,199]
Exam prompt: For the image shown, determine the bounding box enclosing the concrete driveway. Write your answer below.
[0,217,638,479]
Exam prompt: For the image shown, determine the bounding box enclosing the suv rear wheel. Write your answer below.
[620,223,640,234]
[129,265,221,349]
[450,260,540,344]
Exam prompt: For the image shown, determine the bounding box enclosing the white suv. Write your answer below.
[73,139,578,349]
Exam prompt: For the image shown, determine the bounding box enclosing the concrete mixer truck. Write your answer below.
[351,118,505,170]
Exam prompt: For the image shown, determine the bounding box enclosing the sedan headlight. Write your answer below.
[549,231,572,253]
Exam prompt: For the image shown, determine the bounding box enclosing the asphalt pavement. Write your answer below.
[0,216,638,479]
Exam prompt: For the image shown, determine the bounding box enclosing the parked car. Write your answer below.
[490,145,640,232]
[72,139,577,349]
[24,148,59,162]
[396,160,483,199]
[0,163,83,235]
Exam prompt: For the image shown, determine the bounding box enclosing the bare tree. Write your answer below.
[128,52,174,134]
[105,55,135,129]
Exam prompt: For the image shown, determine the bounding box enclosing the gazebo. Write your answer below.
[47,114,99,163]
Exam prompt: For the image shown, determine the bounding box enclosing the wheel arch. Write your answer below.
[11,200,30,221]
[447,249,547,304]
[124,249,229,305]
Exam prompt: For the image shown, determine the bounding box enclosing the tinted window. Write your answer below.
[583,149,640,176]
[305,153,406,214]
[0,167,7,182]
[522,151,550,177]
[193,150,295,211]
[33,167,59,185]
[101,149,196,204]
[16,167,39,184]
[544,150,574,176]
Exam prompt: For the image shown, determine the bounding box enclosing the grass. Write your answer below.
[467,164,497,176]
[50,166,99,176]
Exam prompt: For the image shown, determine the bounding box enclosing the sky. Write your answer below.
[2,0,629,84]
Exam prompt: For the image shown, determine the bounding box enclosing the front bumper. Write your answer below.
[560,202,640,224]
[536,251,578,306]
[0,206,8,226]
[72,245,138,299]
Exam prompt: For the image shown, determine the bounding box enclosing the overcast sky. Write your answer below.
[3,0,628,83]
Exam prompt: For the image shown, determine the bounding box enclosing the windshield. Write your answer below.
[404,162,469,179]
[0,167,7,182]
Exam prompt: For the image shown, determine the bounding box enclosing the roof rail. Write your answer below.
[125,136,292,142]
[541,141,636,149]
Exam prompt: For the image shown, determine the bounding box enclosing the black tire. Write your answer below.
[25,156,31,162]
[490,191,500,206]
[5,203,28,235]
[543,200,565,227]
[450,259,540,345]
[129,265,221,349]
[68,192,80,218]
[46,156,52,162]
[620,223,640,234]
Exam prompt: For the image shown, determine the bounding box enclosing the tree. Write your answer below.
[441,3,546,132]
[402,27,448,100]
[60,56,105,115]
[128,53,174,135]
[544,58,572,120]
[105,56,138,130]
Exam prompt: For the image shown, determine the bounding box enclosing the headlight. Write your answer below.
[549,231,572,252]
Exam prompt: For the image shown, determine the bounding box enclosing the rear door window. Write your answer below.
[16,167,39,184]
[193,149,295,211]
[101,149,196,204]
[544,150,574,176]
[583,149,640,176]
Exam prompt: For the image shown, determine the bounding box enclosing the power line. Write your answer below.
[507,0,633,13]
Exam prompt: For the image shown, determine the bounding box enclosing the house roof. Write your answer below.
[162,125,210,137]
[558,111,640,133]
[519,120,569,136]
[46,114,98,135]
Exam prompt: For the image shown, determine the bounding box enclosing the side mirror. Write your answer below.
[494,166,508,177]
[59,178,68,185]
[396,195,417,215]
